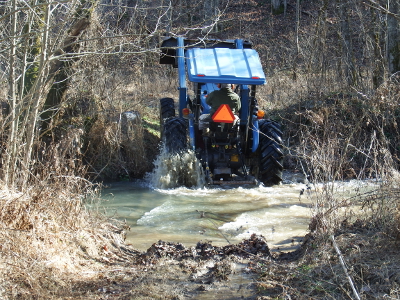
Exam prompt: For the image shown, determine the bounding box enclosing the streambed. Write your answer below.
[100,173,372,252]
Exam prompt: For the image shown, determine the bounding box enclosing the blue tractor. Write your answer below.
[159,37,283,186]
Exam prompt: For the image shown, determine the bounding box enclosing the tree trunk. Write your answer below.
[387,0,400,74]
[371,6,385,88]
[22,0,51,189]
[295,0,300,56]
[292,0,301,81]
[203,0,220,33]
[272,0,284,15]
[5,0,18,188]
[40,16,91,137]
[338,0,357,86]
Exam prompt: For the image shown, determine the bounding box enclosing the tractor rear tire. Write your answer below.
[160,98,175,137]
[163,117,188,153]
[258,119,284,186]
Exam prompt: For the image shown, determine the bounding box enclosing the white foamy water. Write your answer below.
[147,145,205,189]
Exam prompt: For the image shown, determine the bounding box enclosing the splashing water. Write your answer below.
[147,145,205,189]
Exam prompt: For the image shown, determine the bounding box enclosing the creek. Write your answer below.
[95,167,377,300]
[100,179,310,251]
[97,146,379,254]
[99,167,372,252]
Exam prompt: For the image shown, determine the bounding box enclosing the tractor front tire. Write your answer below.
[163,117,188,153]
[258,119,284,186]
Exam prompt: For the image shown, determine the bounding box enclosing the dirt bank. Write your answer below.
[34,222,399,300]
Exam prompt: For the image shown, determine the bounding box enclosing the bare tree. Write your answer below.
[1,0,222,188]
[1,0,98,189]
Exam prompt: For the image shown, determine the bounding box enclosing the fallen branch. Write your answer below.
[330,235,361,300]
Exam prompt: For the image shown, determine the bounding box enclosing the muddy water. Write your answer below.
[101,179,312,251]
[100,176,373,252]
[100,149,374,252]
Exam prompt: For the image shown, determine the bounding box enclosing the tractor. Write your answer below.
[159,37,283,186]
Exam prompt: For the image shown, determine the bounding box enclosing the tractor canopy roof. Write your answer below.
[186,48,266,85]
[159,37,266,85]
[160,36,253,50]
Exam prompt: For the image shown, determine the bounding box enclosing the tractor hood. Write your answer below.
[186,48,266,85]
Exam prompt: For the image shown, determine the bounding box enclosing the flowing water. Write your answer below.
[99,149,375,252]
[101,179,311,251]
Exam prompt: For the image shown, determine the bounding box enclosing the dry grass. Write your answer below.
[0,183,118,299]
[0,126,135,299]
[1,2,400,299]
[245,70,400,299]
[84,115,148,180]
[61,55,176,181]
[252,223,400,299]
[1,76,400,300]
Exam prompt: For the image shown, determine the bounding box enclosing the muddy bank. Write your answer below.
[66,234,291,299]
[60,220,400,300]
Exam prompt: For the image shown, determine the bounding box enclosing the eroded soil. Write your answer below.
[53,222,400,300]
